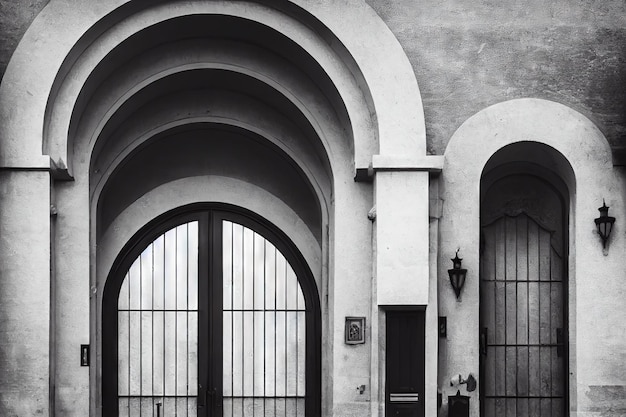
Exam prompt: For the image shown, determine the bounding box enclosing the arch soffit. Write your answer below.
[82,63,341,182]
[95,176,323,297]
[70,30,348,178]
[0,0,425,170]
[94,120,328,246]
[89,100,334,213]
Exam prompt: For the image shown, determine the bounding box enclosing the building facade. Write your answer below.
[0,1,625,416]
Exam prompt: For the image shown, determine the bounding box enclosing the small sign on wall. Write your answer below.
[80,344,90,366]
[439,316,447,338]
[345,317,365,344]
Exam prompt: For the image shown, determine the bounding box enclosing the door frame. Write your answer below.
[479,165,570,416]
[101,203,322,416]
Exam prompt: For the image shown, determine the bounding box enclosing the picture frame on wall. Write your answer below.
[345,317,366,344]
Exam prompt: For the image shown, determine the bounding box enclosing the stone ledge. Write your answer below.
[355,154,444,181]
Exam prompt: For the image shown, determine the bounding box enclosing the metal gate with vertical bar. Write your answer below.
[102,205,321,417]
[480,174,568,417]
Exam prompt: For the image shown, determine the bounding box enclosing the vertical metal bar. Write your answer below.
[488,223,496,408]
[175,226,179,417]
[503,219,507,404]
[295,267,299,417]
[140,249,143,417]
[284,259,288,417]
[538,230,542,417]
[241,225,245,417]
[152,242,156,417]
[128,272,131,416]
[274,246,277,417]
[263,239,266,417]
[186,223,190,417]
[163,233,166,416]
[526,218,534,409]
[548,245,553,410]
[515,218,518,404]
[253,232,256,417]
[230,222,234,417]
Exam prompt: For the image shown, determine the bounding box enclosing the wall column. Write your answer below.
[370,154,442,416]
[0,163,52,415]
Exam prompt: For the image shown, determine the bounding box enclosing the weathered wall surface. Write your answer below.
[366,0,626,155]
[0,0,48,78]
[1,1,625,155]
[2,2,626,416]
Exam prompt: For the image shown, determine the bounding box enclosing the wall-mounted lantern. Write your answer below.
[448,250,467,300]
[450,373,476,392]
[594,200,615,249]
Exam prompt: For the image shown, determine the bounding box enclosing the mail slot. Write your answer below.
[390,393,419,403]
[448,390,469,417]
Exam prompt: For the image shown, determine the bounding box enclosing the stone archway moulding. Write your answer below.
[0,0,427,173]
[439,97,618,416]
[442,98,612,241]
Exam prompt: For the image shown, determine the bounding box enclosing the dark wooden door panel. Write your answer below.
[386,311,425,417]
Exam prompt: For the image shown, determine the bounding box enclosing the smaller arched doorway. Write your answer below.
[102,204,321,417]
[480,145,571,417]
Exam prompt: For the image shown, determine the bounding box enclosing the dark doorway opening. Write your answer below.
[480,169,569,417]
[385,310,425,417]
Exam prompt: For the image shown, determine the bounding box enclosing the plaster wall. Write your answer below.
[366,0,626,156]
[0,0,48,77]
[0,171,51,415]
[375,171,429,305]
[439,98,626,416]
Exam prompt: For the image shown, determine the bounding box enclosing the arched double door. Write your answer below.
[480,173,568,416]
[103,206,321,416]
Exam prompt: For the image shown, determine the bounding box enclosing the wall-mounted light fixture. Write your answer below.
[450,373,477,392]
[594,200,615,249]
[448,249,467,300]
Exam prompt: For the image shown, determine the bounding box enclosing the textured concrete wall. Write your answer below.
[0,171,50,416]
[366,0,626,155]
[0,0,48,79]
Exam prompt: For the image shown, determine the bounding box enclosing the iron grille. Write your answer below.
[114,215,309,416]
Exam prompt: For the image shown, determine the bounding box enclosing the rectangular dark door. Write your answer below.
[386,310,425,417]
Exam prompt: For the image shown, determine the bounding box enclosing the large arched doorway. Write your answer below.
[102,205,321,416]
[480,160,569,416]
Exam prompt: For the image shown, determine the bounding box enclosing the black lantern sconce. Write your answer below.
[594,200,615,249]
[448,249,467,300]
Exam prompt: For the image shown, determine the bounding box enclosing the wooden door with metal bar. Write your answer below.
[480,174,568,417]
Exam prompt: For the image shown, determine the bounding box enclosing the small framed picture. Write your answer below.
[345,317,366,344]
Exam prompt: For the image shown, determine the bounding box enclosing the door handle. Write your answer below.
[198,384,206,408]
[198,386,220,410]
[208,388,217,410]
[556,328,564,358]
[480,327,488,356]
